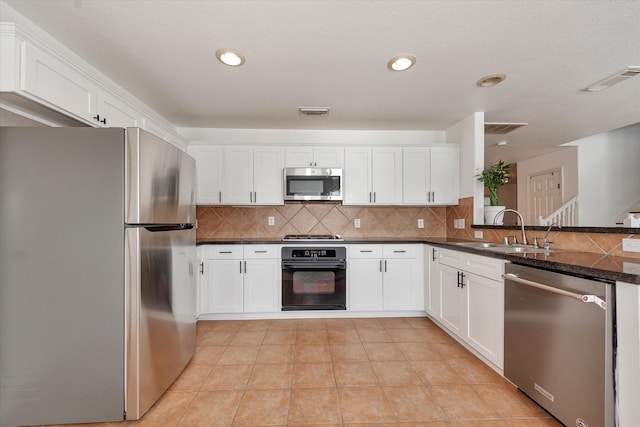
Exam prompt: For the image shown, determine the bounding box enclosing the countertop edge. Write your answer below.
[196,238,640,284]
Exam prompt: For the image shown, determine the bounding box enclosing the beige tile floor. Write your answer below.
[129,316,561,427]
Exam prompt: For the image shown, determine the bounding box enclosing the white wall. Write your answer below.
[446,112,484,224]
[574,122,640,226]
[180,127,446,146]
[516,146,578,224]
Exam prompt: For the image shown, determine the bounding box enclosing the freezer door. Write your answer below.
[0,127,125,426]
[125,225,196,420]
[125,128,196,225]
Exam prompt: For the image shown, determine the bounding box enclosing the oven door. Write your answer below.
[282,260,346,310]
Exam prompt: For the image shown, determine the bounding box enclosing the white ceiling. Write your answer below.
[2,0,639,164]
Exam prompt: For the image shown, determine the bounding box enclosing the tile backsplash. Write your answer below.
[196,198,639,259]
[197,203,447,240]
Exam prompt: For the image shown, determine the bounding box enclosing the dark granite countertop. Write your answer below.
[197,237,640,284]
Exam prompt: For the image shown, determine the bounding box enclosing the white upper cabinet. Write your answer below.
[189,145,223,205]
[22,41,98,124]
[96,90,141,128]
[403,146,459,205]
[1,24,186,149]
[284,147,344,168]
[344,147,402,205]
[224,146,283,205]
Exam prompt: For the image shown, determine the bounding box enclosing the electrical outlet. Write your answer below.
[354,218,361,228]
[457,218,465,229]
[622,238,640,253]
[268,216,275,226]
[474,230,484,239]
[417,219,424,228]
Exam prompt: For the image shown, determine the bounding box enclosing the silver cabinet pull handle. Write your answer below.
[393,250,406,253]
[254,191,257,203]
[379,260,382,272]
[384,260,387,272]
[240,260,243,273]
[244,260,247,273]
[219,251,232,254]
[369,192,372,203]
[432,248,437,261]
[219,191,222,203]
[254,250,267,253]
[360,250,373,253]
[249,192,253,203]
[502,273,606,310]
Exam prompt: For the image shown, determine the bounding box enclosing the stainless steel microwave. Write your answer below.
[284,168,342,201]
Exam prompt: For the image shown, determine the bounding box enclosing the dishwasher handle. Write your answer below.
[502,273,607,310]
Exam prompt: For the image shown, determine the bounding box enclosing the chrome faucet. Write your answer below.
[494,208,528,245]
[542,222,561,249]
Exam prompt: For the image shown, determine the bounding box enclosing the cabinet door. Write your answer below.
[244,258,281,312]
[439,264,467,336]
[344,148,372,204]
[383,257,419,310]
[205,259,244,313]
[402,147,429,204]
[96,90,141,128]
[348,258,383,311]
[372,147,403,204]
[285,147,314,167]
[22,42,97,123]
[313,147,344,168]
[430,147,459,205]
[253,147,283,205]
[190,146,223,205]
[425,246,441,318]
[466,272,504,368]
[224,147,253,204]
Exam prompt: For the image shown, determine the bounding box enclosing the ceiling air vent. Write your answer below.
[298,107,330,116]
[583,66,640,92]
[484,122,528,135]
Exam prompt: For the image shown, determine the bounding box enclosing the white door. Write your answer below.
[529,169,562,224]
[439,264,467,336]
[383,258,417,310]
[313,147,344,168]
[348,258,384,311]
[402,147,429,204]
[344,148,372,204]
[224,147,253,204]
[190,146,223,205]
[244,258,280,312]
[430,147,460,204]
[207,259,244,313]
[372,147,403,205]
[253,147,283,205]
[466,272,504,369]
[284,147,314,167]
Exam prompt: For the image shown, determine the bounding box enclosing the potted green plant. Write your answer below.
[477,160,511,224]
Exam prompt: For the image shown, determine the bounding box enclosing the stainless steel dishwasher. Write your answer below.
[503,264,614,427]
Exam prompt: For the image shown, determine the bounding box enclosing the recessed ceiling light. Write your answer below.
[388,55,416,71]
[216,49,245,67]
[477,74,506,87]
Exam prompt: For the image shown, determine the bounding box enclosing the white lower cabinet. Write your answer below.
[201,245,280,315]
[429,247,505,369]
[348,244,423,311]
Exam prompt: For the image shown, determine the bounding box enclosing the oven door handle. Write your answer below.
[282,261,346,270]
[502,273,606,310]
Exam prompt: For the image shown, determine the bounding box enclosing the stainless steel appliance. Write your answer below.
[282,233,344,241]
[503,264,614,427]
[0,128,197,425]
[281,246,347,310]
[284,167,342,201]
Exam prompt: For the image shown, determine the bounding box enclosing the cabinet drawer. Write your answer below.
[438,247,465,269]
[207,245,243,259]
[244,244,280,259]
[384,244,420,258]
[349,245,382,258]
[462,253,505,281]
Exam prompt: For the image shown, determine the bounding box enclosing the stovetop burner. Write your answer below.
[282,234,343,241]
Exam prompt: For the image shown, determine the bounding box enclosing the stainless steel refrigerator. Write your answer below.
[0,127,197,425]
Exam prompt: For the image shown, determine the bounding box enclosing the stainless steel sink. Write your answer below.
[451,241,561,254]
[485,245,556,254]
[451,242,505,249]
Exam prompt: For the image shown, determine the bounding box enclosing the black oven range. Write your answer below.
[281,246,347,311]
